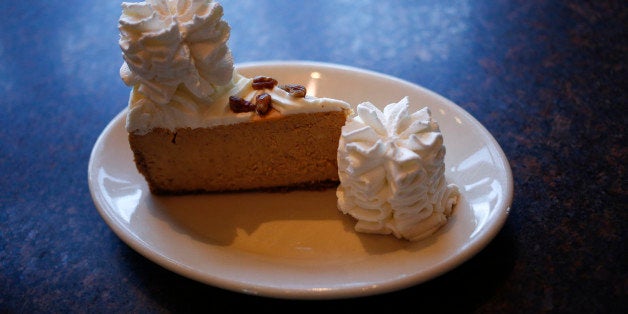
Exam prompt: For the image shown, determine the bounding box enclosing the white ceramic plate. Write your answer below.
[89,61,513,300]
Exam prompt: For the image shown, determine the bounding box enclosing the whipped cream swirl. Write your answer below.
[119,0,234,105]
[337,97,459,241]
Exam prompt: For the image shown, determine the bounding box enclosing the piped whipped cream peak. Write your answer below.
[119,0,234,105]
[337,97,459,241]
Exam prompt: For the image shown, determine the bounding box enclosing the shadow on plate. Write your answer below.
[144,188,456,256]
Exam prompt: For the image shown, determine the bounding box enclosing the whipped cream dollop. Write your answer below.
[337,97,459,241]
[119,0,350,134]
[119,0,233,105]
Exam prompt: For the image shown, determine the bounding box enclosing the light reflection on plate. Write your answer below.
[88,61,513,299]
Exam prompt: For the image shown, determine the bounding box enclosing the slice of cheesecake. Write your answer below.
[128,75,350,194]
[118,0,351,194]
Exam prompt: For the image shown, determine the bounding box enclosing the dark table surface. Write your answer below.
[1,0,625,313]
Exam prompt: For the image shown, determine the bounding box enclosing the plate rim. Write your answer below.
[88,60,513,299]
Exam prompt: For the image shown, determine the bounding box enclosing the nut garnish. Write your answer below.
[279,84,307,97]
[230,77,306,115]
[254,93,272,115]
[252,76,278,90]
[229,95,255,113]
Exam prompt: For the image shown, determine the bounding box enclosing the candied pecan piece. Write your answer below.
[254,93,272,115]
[229,95,255,113]
[252,76,278,90]
[279,84,307,97]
